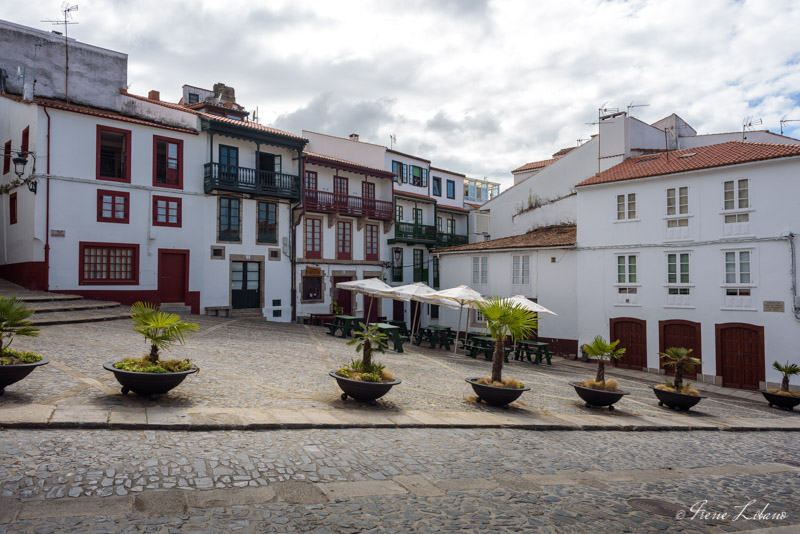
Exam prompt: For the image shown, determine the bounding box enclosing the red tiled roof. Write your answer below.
[304,151,395,179]
[512,158,557,173]
[434,225,576,253]
[577,141,800,187]
[394,190,435,202]
[551,146,576,158]
[436,204,471,214]
[198,111,307,142]
[465,202,483,209]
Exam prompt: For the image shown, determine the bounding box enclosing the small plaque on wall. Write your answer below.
[306,266,322,276]
[763,301,785,313]
[50,229,65,237]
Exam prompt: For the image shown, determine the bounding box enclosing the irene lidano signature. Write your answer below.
[675,500,789,522]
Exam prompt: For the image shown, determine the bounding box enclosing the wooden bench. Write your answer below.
[535,349,554,365]
[205,306,232,317]
[324,322,352,338]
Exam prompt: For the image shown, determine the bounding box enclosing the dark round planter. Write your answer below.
[570,381,629,410]
[466,378,530,407]
[760,390,800,411]
[104,362,198,400]
[329,371,401,405]
[0,357,49,395]
[651,385,705,411]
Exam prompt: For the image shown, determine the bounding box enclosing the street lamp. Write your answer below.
[12,152,37,194]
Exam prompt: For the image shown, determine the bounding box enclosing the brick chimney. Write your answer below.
[349,133,359,142]
[148,90,160,101]
[213,83,236,103]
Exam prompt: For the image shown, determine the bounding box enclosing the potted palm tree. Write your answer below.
[330,323,401,405]
[761,361,800,410]
[104,302,199,399]
[652,347,706,411]
[571,336,629,410]
[466,297,537,407]
[0,296,48,396]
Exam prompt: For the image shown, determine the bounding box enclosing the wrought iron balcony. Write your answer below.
[390,221,437,245]
[204,162,300,199]
[304,189,393,220]
[436,233,469,248]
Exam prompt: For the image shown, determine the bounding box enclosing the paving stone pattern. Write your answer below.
[0,428,798,532]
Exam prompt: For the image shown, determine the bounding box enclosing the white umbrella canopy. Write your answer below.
[503,295,558,316]
[334,278,393,320]
[428,285,487,354]
[378,282,458,335]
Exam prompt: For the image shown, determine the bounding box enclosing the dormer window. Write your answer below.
[188,93,199,104]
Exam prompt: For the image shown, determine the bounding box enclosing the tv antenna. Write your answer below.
[43,3,78,103]
[389,134,396,149]
[626,101,649,118]
[742,116,762,140]
[780,114,800,135]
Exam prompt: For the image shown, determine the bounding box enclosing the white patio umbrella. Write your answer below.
[502,295,558,316]
[335,278,393,322]
[428,285,487,355]
[377,282,458,337]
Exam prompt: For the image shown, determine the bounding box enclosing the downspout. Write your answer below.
[290,148,304,322]
[789,233,800,321]
[44,105,51,290]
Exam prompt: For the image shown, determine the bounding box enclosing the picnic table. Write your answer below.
[324,315,360,338]
[372,323,409,353]
[464,336,515,362]
[309,313,335,326]
[413,325,454,350]
[514,339,553,364]
[387,320,410,336]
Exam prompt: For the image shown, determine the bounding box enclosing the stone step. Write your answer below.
[159,303,193,316]
[231,308,264,318]
[27,299,121,314]
[31,307,131,326]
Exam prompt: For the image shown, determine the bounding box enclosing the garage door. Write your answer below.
[716,323,764,390]
[610,318,647,370]
[659,320,702,380]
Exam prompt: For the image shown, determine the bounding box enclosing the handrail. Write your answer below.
[204,162,299,198]
[304,188,393,220]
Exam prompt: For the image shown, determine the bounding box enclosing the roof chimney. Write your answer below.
[213,83,236,103]
[148,90,160,101]
[349,133,359,142]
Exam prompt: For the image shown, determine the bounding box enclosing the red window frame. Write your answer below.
[334,176,348,196]
[337,220,352,260]
[365,223,378,261]
[304,170,318,191]
[152,195,182,227]
[152,135,183,189]
[21,126,29,157]
[305,217,321,259]
[79,242,140,285]
[96,189,130,224]
[9,192,17,225]
[96,125,132,183]
[3,140,10,175]
[362,182,375,199]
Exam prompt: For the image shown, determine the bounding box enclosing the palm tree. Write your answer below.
[130,302,199,365]
[475,296,538,383]
[659,347,702,391]
[346,322,388,369]
[772,361,800,393]
[0,296,40,356]
[582,336,626,386]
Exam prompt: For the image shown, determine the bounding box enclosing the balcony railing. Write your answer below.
[436,233,469,247]
[204,162,299,199]
[304,189,393,220]
[392,221,437,244]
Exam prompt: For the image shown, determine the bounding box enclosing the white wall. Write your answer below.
[303,131,386,169]
[432,168,465,208]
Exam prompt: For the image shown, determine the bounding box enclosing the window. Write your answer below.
[362,181,375,199]
[3,140,10,174]
[432,257,440,288]
[153,136,183,188]
[474,309,485,323]
[337,220,352,260]
[446,219,455,235]
[446,180,455,199]
[472,256,487,284]
[304,170,317,190]
[666,252,691,306]
[365,224,379,261]
[152,196,181,227]
[188,92,199,104]
[257,202,277,244]
[436,217,443,233]
[411,166,422,186]
[21,127,29,157]
[219,145,239,180]
[432,177,441,196]
[392,161,403,183]
[723,179,751,237]
[259,152,281,174]
[302,275,322,301]
[617,255,637,284]
[79,242,139,285]
[616,193,636,220]
[395,205,403,221]
[392,247,403,282]
[305,218,321,259]
[218,197,240,242]
[430,304,439,319]
[334,176,348,198]
[512,255,530,285]
[723,250,753,308]
[9,192,17,225]
[97,125,131,182]
[413,208,423,225]
[96,189,129,224]
[413,249,425,282]
[666,187,690,240]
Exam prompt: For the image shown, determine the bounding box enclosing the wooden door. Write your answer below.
[158,250,188,303]
[659,320,702,379]
[232,261,261,309]
[333,276,353,316]
[393,300,405,322]
[362,181,375,216]
[716,323,764,390]
[610,317,647,370]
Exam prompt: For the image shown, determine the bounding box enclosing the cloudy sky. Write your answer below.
[5,0,800,187]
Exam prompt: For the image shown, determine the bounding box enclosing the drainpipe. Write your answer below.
[43,105,51,291]
[789,233,800,321]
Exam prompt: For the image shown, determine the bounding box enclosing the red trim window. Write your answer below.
[3,140,10,175]
[96,189,130,224]
[9,192,18,225]
[365,223,378,261]
[153,195,182,227]
[304,170,317,190]
[305,217,321,259]
[96,125,132,182]
[21,126,29,157]
[153,135,183,188]
[337,220,352,260]
[79,242,139,285]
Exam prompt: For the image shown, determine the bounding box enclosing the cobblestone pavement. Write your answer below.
[0,428,798,532]
[2,317,795,424]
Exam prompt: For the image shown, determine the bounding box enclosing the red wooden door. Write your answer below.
[362,181,375,217]
[158,250,188,303]
[610,318,647,370]
[393,300,405,322]
[333,276,353,316]
[659,320,701,379]
[716,323,764,390]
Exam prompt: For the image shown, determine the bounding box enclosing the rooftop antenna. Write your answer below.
[780,114,800,136]
[43,3,78,104]
[742,116,762,140]
[389,134,396,150]
[626,101,649,118]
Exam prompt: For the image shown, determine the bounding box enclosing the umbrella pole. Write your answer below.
[462,308,470,352]
[411,301,420,339]
[452,304,463,355]
[365,294,374,324]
